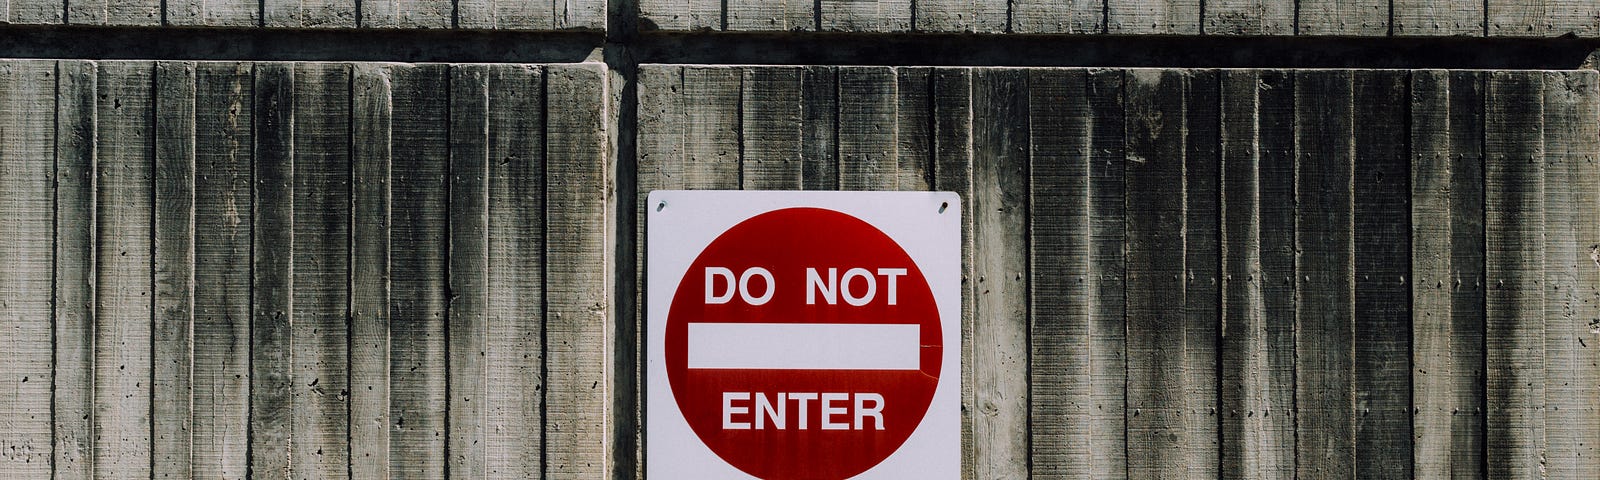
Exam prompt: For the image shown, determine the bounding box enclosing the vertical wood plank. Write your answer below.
[361,0,452,28]
[681,67,741,190]
[740,67,803,189]
[1182,69,1220,480]
[53,59,97,480]
[0,58,56,477]
[1484,70,1545,480]
[1027,68,1092,480]
[264,0,357,28]
[838,66,898,190]
[291,62,352,479]
[448,63,491,480]
[349,62,393,480]
[821,0,910,32]
[1204,0,1293,35]
[1352,70,1412,480]
[389,63,449,480]
[1219,69,1268,479]
[1541,70,1600,479]
[928,67,975,480]
[1447,70,1487,480]
[250,61,294,480]
[6,0,62,23]
[1393,0,1483,36]
[1489,0,1599,37]
[544,63,609,480]
[1087,68,1128,480]
[800,66,838,190]
[1107,0,1201,34]
[970,67,1029,480]
[96,60,156,480]
[1123,69,1188,480]
[1297,0,1388,35]
[153,60,196,480]
[1410,69,1454,480]
[485,64,545,479]
[1255,68,1298,480]
[1010,0,1102,34]
[896,68,932,191]
[170,0,260,27]
[192,61,253,480]
[1294,69,1355,480]
[457,0,557,30]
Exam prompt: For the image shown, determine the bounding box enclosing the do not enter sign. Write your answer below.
[648,191,961,480]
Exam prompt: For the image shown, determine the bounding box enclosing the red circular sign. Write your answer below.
[666,207,943,479]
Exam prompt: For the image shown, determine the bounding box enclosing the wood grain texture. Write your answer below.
[1393,0,1482,36]
[553,0,605,29]
[152,60,196,480]
[1294,69,1355,480]
[389,63,449,480]
[1087,68,1128,480]
[361,0,452,28]
[801,66,838,190]
[741,67,803,189]
[1204,0,1293,35]
[1219,69,1269,479]
[1484,70,1545,480]
[250,61,294,480]
[1010,0,1102,34]
[1123,68,1189,480]
[1182,69,1220,480]
[969,67,1029,480]
[1541,70,1600,479]
[1027,68,1093,480]
[726,0,812,31]
[53,59,97,480]
[928,67,975,480]
[0,59,56,477]
[1107,0,1200,34]
[896,68,932,191]
[912,0,1006,33]
[838,66,898,190]
[1446,70,1487,480]
[170,0,259,26]
[1352,70,1412,480]
[1489,0,1599,37]
[1254,67,1299,480]
[1409,69,1454,480]
[349,62,393,480]
[264,0,358,28]
[457,0,555,29]
[485,64,545,479]
[821,0,910,32]
[448,63,491,480]
[67,0,158,25]
[4,0,62,23]
[681,67,741,189]
[95,61,155,480]
[544,63,609,479]
[191,61,253,480]
[1296,0,1388,35]
[290,62,352,479]
[638,0,720,30]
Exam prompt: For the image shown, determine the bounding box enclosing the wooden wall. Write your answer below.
[638,0,1600,37]
[0,0,604,29]
[634,65,1600,478]
[0,60,611,479]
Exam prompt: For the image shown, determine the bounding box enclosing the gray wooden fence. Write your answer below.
[0,0,604,29]
[0,60,610,479]
[635,65,1600,479]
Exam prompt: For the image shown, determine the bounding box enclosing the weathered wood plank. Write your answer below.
[291,62,351,479]
[362,0,451,28]
[928,67,975,480]
[5,0,62,23]
[896,68,932,191]
[1446,70,1487,480]
[191,61,253,480]
[1182,69,1220,480]
[821,0,910,32]
[1255,68,1297,480]
[1409,69,1454,480]
[1541,70,1600,479]
[1123,68,1189,480]
[1393,0,1483,36]
[171,0,259,27]
[0,58,56,477]
[448,63,491,480]
[1087,68,1128,480]
[152,60,196,480]
[1353,69,1412,480]
[485,63,545,479]
[544,63,609,479]
[1484,70,1545,480]
[250,61,294,480]
[638,0,710,31]
[389,63,449,480]
[1219,69,1268,479]
[1204,0,1293,35]
[681,67,741,189]
[1294,69,1355,480]
[969,67,1029,480]
[264,0,357,28]
[67,0,159,25]
[838,66,898,190]
[1011,0,1102,34]
[1489,0,1599,37]
[457,0,557,30]
[555,0,605,29]
[53,59,96,480]
[349,62,392,480]
[1108,0,1201,34]
[1297,0,1388,35]
[801,66,838,190]
[914,0,971,32]
[1027,68,1092,480]
[740,67,803,189]
[96,60,156,479]
[727,0,812,31]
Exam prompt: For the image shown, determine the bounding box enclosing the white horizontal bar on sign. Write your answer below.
[687,323,921,370]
